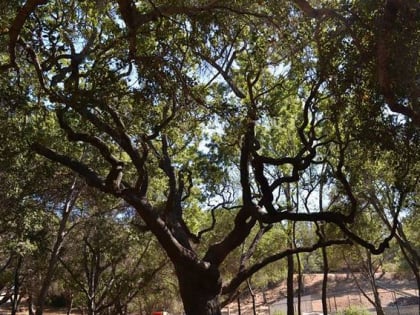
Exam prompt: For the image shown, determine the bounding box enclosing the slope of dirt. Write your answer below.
[224,272,418,314]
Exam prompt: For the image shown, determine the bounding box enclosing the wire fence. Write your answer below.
[222,288,419,315]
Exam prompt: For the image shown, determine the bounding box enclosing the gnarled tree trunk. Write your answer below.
[175,263,222,315]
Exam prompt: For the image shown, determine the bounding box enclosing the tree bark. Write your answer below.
[287,254,294,315]
[247,279,257,315]
[321,246,329,315]
[66,295,73,315]
[28,294,35,315]
[366,251,385,315]
[11,256,23,315]
[174,263,222,315]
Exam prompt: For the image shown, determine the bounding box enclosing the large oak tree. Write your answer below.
[1,1,418,313]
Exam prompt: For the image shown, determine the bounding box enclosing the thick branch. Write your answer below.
[253,83,320,213]
[145,97,177,140]
[50,30,97,88]
[117,1,227,59]
[56,107,131,193]
[50,95,145,174]
[158,135,198,247]
[334,146,358,222]
[204,205,257,266]
[56,108,120,166]
[292,0,341,19]
[119,2,233,30]
[337,223,392,255]
[258,210,393,255]
[369,193,418,261]
[294,0,420,125]
[116,1,257,100]
[31,143,106,191]
[376,0,420,125]
[240,123,254,206]
[20,39,47,90]
[8,0,49,67]
[121,190,206,269]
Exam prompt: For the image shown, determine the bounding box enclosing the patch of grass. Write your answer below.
[336,306,371,315]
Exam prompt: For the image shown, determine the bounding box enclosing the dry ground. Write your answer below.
[223,273,418,314]
[1,273,417,314]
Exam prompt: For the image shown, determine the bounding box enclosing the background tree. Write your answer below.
[57,204,167,315]
[341,213,387,315]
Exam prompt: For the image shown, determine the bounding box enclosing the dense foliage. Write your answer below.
[0,1,418,314]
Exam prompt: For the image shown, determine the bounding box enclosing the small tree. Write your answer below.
[57,204,166,315]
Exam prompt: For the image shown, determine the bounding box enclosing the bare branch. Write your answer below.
[198,51,246,99]
[336,222,392,255]
[335,145,358,222]
[197,204,219,240]
[20,39,47,90]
